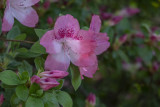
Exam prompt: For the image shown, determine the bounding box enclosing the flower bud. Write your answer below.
[86,93,96,107]
[47,17,53,25]
[31,75,40,84]
[40,70,69,79]
[0,94,4,106]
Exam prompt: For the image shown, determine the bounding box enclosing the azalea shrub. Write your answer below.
[0,0,160,107]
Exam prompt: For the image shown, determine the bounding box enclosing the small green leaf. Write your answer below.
[18,60,33,76]
[29,83,41,97]
[34,57,45,71]
[10,93,21,107]
[0,70,21,85]
[42,92,59,107]
[30,41,46,54]
[7,26,21,39]
[35,29,48,39]
[16,85,29,101]
[53,79,64,90]
[56,91,73,107]
[141,24,150,38]
[26,96,44,107]
[20,71,29,83]
[70,67,81,91]
[104,27,114,44]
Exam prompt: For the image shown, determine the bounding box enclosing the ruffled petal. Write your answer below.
[79,60,98,79]
[45,52,70,71]
[11,0,40,7]
[94,33,110,55]
[2,0,14,31]
[11,6,38,27]
[40,30,62,54]
[53,14,80,39]
[89,15,101,33]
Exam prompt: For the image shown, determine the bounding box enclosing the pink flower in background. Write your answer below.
[2,0,39,31]
[119,34,127,44]
[134,32,145,39]
[118,7,140,17]
[40,14,110,79]
[100,12,112,20]
[108,16,123,26]
[47,17,53,25]
[43,1,50,9]
[39,70,69,79]
[0,94,4,106]
[86,93,96,106]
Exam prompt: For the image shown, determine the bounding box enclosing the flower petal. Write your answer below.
[12,0,40,7]
[94,33,110,55]
[79,60,98,79]
[89,15,101,33]
[2,1,14,31]
[40,30,62,54]
[45,52,70,71]
[54,14,80,39]
[11,6,38,27]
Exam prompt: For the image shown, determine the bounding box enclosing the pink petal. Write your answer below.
[31,75,40,84]
[94,33,110,55]
[40,70,69,79]
[79,60,98,79]
[11,7,38,27]
[89,15,101,33]
[2,0,14,31]
[40,30,63,54]
[12,0,40,7]
[54,14,80,39]
[69,52,97,67]
[45,52,70,71]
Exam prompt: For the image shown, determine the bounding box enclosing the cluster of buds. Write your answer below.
[31,70,68,91]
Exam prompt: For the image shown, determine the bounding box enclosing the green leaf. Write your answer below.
[30,41,46,54]
[42,92,59,107]
[16,85,29,101]
[104,27,114,44]
[7,26,21,39]
[18,60,33,76]
[26,96,44,107]
[11,34,26,49]
[20,71,29,83]
[0,16,2,35]
[53,79,64,90]
[35,29,48,39]
[34,57,45,71]
[10,93,21,107]
[70,67,81,91]
[29,83,41,97]
[141,24,150,38]
[56,91,73,107]
[0,70,21,85]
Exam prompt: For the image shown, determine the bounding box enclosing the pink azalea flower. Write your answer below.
[39,77,60,91]
[118,7,140,17]
[0,94,4,106]
[39,70,69,79]
[119,34,127,44]
[86,93,96,106]
[40,14,110,79]
[108,16,123,26]
[2,0,39,31]
[43,1,50,9]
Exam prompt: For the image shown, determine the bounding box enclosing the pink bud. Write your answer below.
[118,7,140,17]
[43,1,50,9]
[31,75,40,84]
[108,16,123,26]
[153,62,159,71]
[119,34,127,44]
[86,93,96,106]
[40,70,69,79]
[100,12,112,20]
[0,94,4,106]
[151,26,158,32]
[47,17,53,25]
[135,32,145,39]
[40,77,60,91]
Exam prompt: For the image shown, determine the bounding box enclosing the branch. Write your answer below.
[0,38,35,44]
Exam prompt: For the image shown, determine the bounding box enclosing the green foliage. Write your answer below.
[34,57,45,71]
[34,29,48,39]
[26,96,44,107]
[56,91,73,107]
[70,67,81,91]
[30,41,46,54]
[0,70,21,85]
[16,85,29,101]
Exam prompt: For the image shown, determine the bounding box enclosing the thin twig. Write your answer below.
[0,38,35,44]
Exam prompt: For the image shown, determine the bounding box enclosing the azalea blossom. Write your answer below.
[40,14,110,79]
[2,0,39,31]
[118,7,140,17]
[86,93,96,107]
